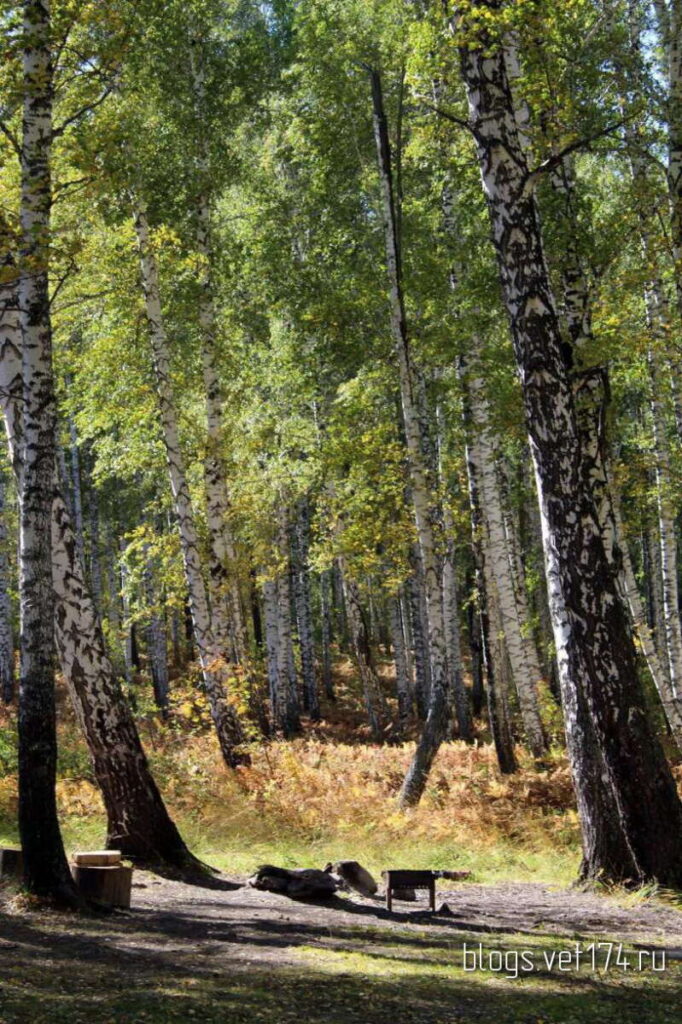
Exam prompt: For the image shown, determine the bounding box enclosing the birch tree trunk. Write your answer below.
[143,553,169,716]
[406,543,431,718]
[16,0,77,905]
[463,411,517,773]
[0,468,14,703]
[442,509,473,742]
[291,497,319,719]
[340,562,387,742]
[1,256,197,873]
[458,12,682,884]
[465,347,547,757]
[133,202,247,768]
[262,576,280,722]
[653,0,682,318]
[191,43,247,667]
[66,406,86,569]
[319,568,335,700]
[390,594,412,733]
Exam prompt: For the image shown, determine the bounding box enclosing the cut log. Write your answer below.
[0,847,23,878]
[324,860,378,897]
[72,864,132,907]
[247,864,338,900]
[73,850,122,867]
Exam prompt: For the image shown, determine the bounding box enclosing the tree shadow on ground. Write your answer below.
[0,901,676,1024]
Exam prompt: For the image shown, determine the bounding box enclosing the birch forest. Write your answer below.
[3,1,682,1020]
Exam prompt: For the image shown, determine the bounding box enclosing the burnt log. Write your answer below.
[247,864,339,900]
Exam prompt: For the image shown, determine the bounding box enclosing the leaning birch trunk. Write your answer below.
[1,260,197,871]
[191,44,247,667]
[0,468,14,703]
[458,11,682,884]
[133,202,247,768]
[547,141,679,732]
[466,352,547,757]
[16,2,77,905]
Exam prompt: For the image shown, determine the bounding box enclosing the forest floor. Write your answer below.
[0,870,681,1023]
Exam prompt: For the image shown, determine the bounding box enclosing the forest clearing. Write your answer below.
[4,0,682,1020]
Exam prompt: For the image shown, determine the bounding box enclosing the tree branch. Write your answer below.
[522,120,627,196]
[415,97,475,136]
[52,74,118,139]
[0,120,20,158]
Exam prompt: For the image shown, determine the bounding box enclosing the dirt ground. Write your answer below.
[1,873,681,1023]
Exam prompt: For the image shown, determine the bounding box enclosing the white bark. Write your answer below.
[133,201,247,766]
[467,352,547,757]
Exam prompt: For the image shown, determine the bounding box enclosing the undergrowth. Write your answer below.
[0,664,585,884]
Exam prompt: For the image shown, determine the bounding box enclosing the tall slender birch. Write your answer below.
[458,7,682,883]
[466,349,547,757]
[365,67,451,803]
[190,39,247,665]
[133,201,247,768]
[16,0,77,904]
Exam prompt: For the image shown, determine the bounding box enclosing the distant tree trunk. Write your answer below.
[66,406,86,569]
[262,577,280,722]
[487,589,518,774]
[16,0,78,905]
[465,348,547,757]
[134,201,247,767]
[341,564,387,742]
[459,13,682,884]
[442,508,473,741]
[143,553,169,716]
[119,538,135,685]
[88,473,103,614]
[462,407,517,773]
[291,497,319,719]
[272,508,301,736]
[390,594,411,732]
[319,569,335,700]
[0,468,14,703]
[406,544,431,719]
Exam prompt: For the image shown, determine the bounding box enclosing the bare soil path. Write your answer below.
[1,874,681,1023]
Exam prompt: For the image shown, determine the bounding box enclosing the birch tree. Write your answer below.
[456,3,682,884]
[133,201,248,768]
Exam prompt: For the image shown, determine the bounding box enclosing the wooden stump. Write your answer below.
[0,847,23,878]
[72,864,132,908]
[73,850,122,867]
